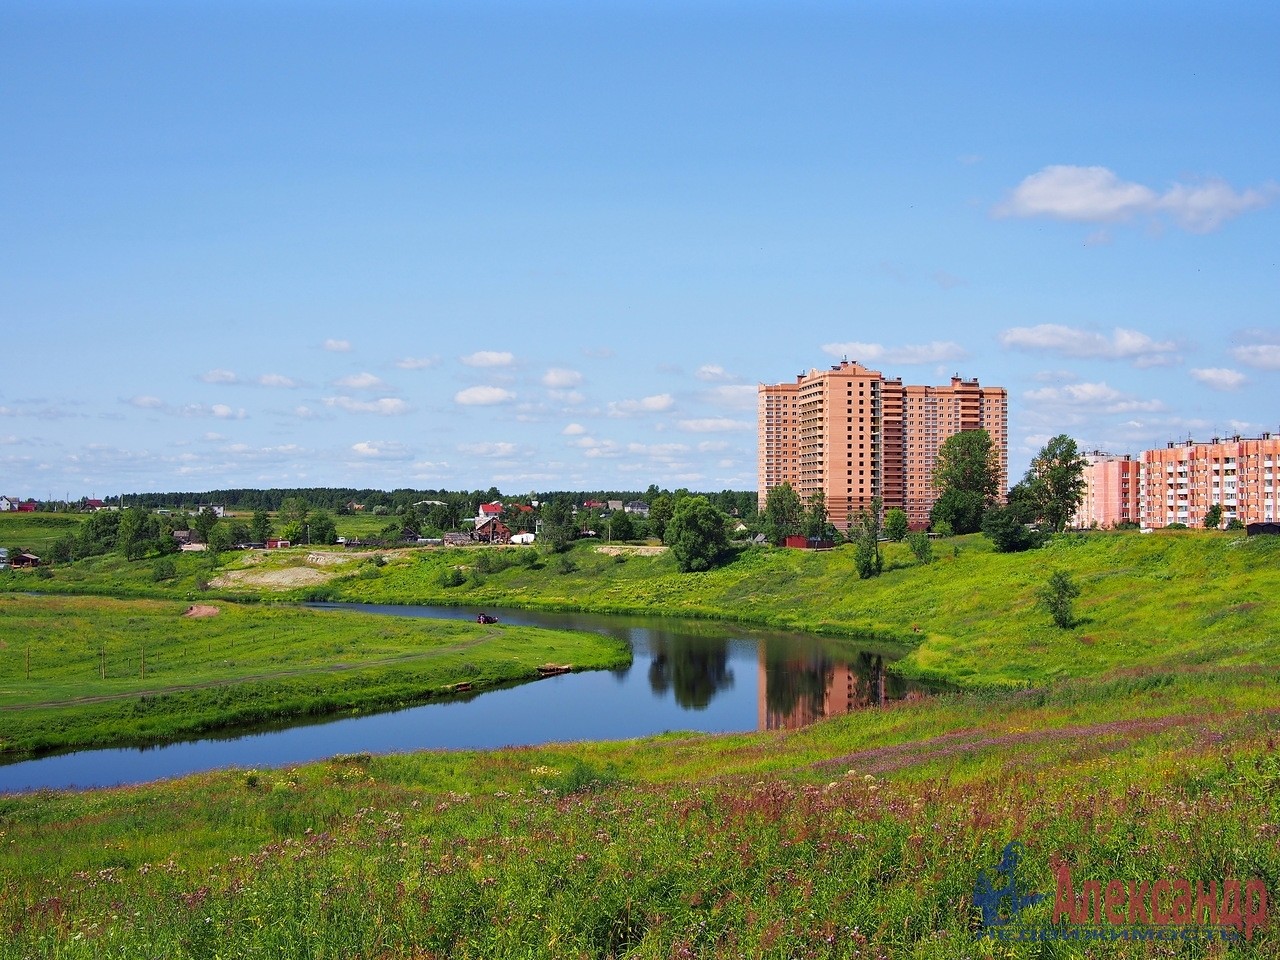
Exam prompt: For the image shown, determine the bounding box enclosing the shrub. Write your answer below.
[906,531,933,564]
[438,567,466,588]
[1038,570,1081,629]
[555,555,578,575]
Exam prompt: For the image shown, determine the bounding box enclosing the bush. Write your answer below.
[906,531,933,564]
[555,555,578,575]
[152,557,177,582]
[1038,570,1081,629]
[438,567,466,588]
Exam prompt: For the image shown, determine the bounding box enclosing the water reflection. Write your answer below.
[758,646,918,731]
[647,633,734,710]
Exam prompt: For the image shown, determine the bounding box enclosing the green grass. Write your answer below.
[0,511,86,555]
[2,667,1278,957]
[0,594,630,759]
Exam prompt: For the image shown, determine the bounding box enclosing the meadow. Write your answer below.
[0,594,629,759]
[1,667,1277,957]
[3,528,1279,957]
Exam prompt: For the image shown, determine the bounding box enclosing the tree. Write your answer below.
[1025,435,1087,533]
[540,497,577,553]
[192,507,219,545]
[1203,504,1224,529]
[250,509,273,544]
[803,490,833,540]
[609,509,635,542]
[1038,570,1081,629]
[981,504,1046,553]
[309,510,338,545]
[762,482,803,544]
[851,497,884,580]
[906,530,933,564]
[648,493,674,542]
[664,496,730,572]
[117,506,156,560]
[930,430,1001,534]
[278,497,309,528]
[884,508,909,543]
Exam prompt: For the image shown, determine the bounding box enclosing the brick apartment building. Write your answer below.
[758,360,1008,532]
[1072,435,1280,529]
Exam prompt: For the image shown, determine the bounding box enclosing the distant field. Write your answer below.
[0,511,86,555]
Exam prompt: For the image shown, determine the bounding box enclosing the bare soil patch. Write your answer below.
[595,545,667,556]
[209,567,333,590]
[183,604,221,618]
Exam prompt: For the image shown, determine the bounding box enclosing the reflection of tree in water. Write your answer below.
[765,651,833,721]
[647,633,734,710]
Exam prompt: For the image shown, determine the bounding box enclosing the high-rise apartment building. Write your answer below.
[757,360,1008,532]
[1139,435,1280,528]
[1073,452,1141,529]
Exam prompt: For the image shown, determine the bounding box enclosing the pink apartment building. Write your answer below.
[1139,435,1280,529]
[758,360,1008,532]
[1073,453,1141,528]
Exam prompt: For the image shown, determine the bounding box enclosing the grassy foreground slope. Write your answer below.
[2,668,1278,958]
[0,595,629,759]
[319,530,1280,688]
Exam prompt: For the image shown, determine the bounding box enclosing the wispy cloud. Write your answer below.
[695,364,735,382]
[458,441,520,458]
[1189,367,1247,391]
[455,386,515,406]
[999,324,1178,367]
[334,372,387,391]
[258,373,300,388]
[200,369,240,384]
[323,396,411,415]
[323,338,352,352]
[1024,381,1165,414]
[676,417,753,433]
[995,165,1278,233]
[396,356,438,370]
[821,340,969,365]
[462,351,514,368]
[608,394,674,417]
[351,440,412,460]
[1231,343,1280,370]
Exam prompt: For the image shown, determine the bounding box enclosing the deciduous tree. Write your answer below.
[929,430,1001,534]
[664,496,730,572]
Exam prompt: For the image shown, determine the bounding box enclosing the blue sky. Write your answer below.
[2,1,1277,500]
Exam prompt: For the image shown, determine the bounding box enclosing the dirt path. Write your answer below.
[1,630,505,711]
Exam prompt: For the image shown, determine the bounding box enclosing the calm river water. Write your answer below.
[0,604,928,792]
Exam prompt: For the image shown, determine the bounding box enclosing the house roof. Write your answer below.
[479,502,503,515]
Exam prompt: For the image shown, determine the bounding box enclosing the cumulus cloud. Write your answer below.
[209,404,247,420]
[677,418,753,433]
[1231,344,1280,370]
[334,372,387,391]
[1024,381,1165,414]
[200,369,239,384]
[1190,368,1247,391]
[323,338,352,352]
[999,324,1178,367]
[542,368,583,389]
[351,440,412,460]
[323,396,411,415]
[458,441,519,458]
[128,395,166,409]
[454,386,515,406]
[258,373,300,388]
[562,423,587,435]
[820,340,969,365]
[995,165,1278,233]
[396,356,438,370]
[462,351,514,368]
[607,394,674,417]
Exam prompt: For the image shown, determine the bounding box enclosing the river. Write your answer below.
[0,603,928,792]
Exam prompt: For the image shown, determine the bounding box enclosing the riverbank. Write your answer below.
[2,665,1277,957]
[9,530,1279,690]
[0,594,631,761]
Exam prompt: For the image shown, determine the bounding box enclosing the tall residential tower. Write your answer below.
[758,360,1007,532]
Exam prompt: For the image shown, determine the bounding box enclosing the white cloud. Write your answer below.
[1231,344,1280,370]
[334,372,387,391]
[607,394,674,416]
[323,338,352,352]
[695,364,734,382]
[128,395,165,409]
[562,423,587,435]
[396,356,438,370]
[676,417,753,433]
[323,396,411,415]
[821,340,969,365]
[455,386,515,406]
[258,373,299,388]
[1024,381,1165,414]
[705,385,758,410]
[458,441,519,458]
[462,351,514,368]
[351,440,412,460]
[210,404,247,420]
[542,368,583,389]
[999,324,1178,367]
[995,165,1277,233]
[1190,368,1247,391]
[200,369,239,384]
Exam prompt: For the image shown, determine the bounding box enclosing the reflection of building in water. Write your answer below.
[757,649,888,731]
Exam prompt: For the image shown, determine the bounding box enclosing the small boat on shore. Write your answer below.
[476,613,498,624]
